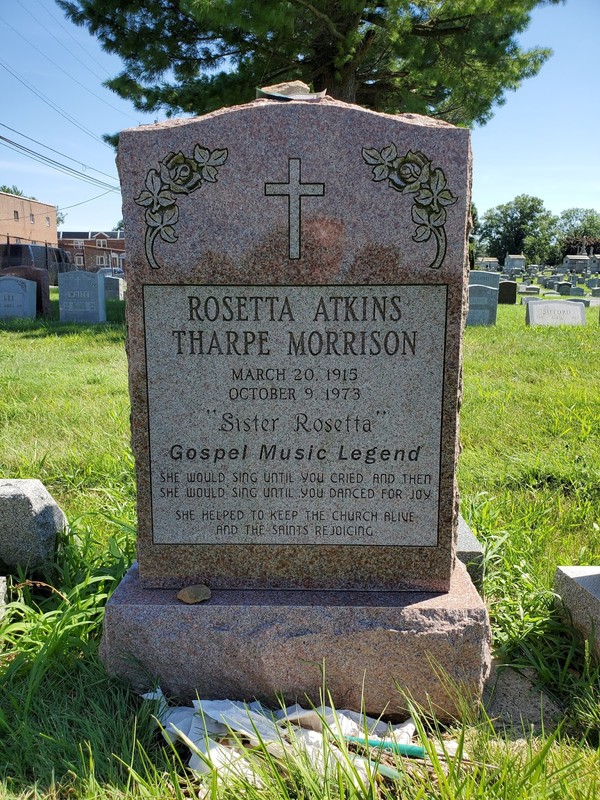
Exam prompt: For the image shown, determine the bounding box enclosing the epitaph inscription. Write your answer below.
[144,284,447,547]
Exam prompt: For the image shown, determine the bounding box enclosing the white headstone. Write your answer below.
[526,300,586,326]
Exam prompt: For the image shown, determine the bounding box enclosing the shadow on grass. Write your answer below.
[0,299,126,340]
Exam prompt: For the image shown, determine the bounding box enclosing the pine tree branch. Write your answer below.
[289,0,346,42]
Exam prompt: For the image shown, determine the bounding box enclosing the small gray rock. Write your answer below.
[0,479,67,571]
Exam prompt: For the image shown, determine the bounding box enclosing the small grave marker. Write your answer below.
[58,270,106,323]
[0,276,36,319]
[526,300,586,326]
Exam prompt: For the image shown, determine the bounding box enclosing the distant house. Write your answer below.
[562,253,598,272]
[504,253,526,270]
[58,230,126,272]
[474,257,500,271]
[0,191,58,246]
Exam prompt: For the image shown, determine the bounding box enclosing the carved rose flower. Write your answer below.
[159,151,203,194]
[391,150,430,194]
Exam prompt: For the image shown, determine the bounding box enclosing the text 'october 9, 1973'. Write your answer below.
[143,284,447,547]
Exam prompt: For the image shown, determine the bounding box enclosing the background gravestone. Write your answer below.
[554,567,600,660]
[469,270,500,289]
[101,97,490,717]
[58,270,106,323]
[498,280,517,304]
[0,276,36,319]
[0,266,50,317]
[526,300,586,326]
[104,275,125,301]
[466,284,499,326]
[0,479,66,571]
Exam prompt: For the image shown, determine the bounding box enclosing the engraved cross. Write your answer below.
[265,158,325,259]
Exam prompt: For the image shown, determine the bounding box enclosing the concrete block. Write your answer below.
[554,566,600,659]
[0,479,66,571]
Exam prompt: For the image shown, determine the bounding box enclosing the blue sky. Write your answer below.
[1,0,598,231]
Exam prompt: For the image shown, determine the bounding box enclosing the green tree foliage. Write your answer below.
[57,0,560,126]
[556,207,600,257]
[479,194,558,265]
[0,185,29,196]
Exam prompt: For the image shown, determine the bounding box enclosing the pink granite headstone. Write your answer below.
[119,98,470,592]
[102,98,490,716]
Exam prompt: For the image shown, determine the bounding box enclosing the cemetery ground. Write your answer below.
[0,292,599,799]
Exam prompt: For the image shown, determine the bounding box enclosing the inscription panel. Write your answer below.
[144,284,447,548]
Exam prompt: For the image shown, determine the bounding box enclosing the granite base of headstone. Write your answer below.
[100,95,491,719]
[0,276,37,319]
[101,559,489,719]
[0,266,50,317]
[554,567,600,661]
[0,479,66,571]
[58,270,106,323]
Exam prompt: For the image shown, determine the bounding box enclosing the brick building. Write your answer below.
[58,230,126,272]
[0,191,58,246]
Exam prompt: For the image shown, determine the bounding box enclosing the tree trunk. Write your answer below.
[315,69,357,103]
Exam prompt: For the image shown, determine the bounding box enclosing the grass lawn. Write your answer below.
[0,298,599,798]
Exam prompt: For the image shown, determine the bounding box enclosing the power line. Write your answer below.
[28,0,113,80]
[0,58,110,148]
[0,10,140,123]
[59,190,117,210]
[0,189,115,223]
[0,136,119,192]
[0,123,118,182]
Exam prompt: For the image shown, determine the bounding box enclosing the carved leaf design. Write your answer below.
[372,164,389,182]
[135,190,154,207]
[146,209,162,226]
[208,149,228,166]
[160,225,178,243]
[362,147,383,165]
[147,170,162,193]
[380,143,397,163]
[137,143,228,269]
[430,208,447,227]
[412,205,430,226]
[413,225,432,242]
[194,146,211,165]
[162,205,179,226]
[202,165,218,182]
[430,168,446,195]
[438,190,457,207]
